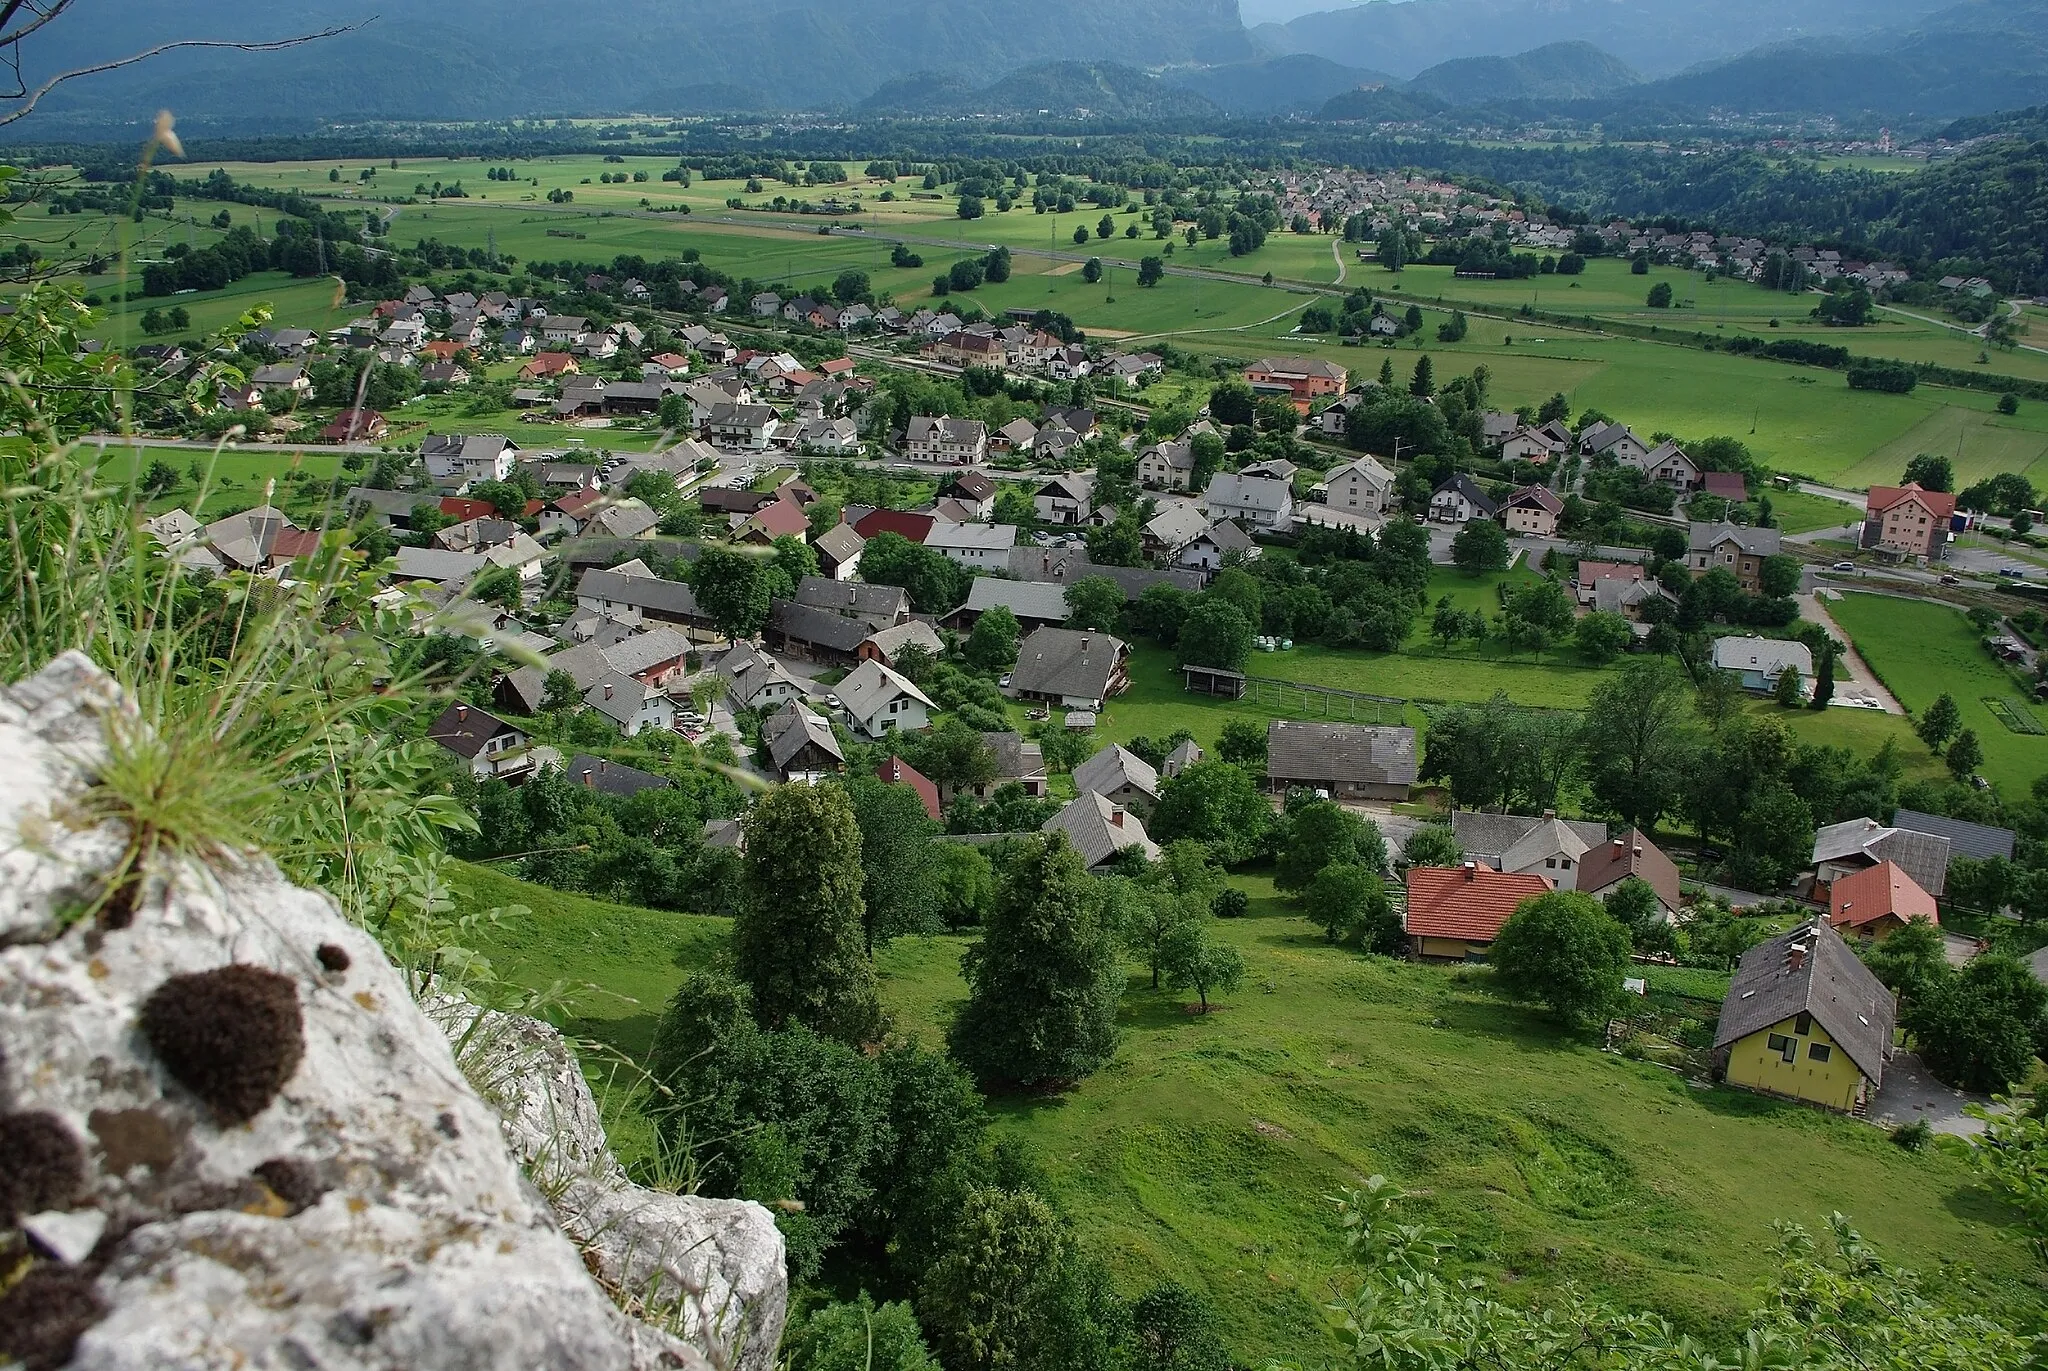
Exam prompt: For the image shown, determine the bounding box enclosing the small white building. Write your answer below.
[836,658,936,739]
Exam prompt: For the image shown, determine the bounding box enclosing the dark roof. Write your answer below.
[1004,548,1202,600]
[425,703,521,759]
[1266,721,1417,788]
[577,565,702,618]
[854,509,935,544]
[1892,808,2016,862]
[562,754,672,797]
[1431,474,1497,517]
[1715,921,1896,1085]
[793,576,908,625]
[1009,628,1127,701]
[764,701,844,772]
[1576,829,1684,913]
[769,598,872,653]
[1451,812,1607,864]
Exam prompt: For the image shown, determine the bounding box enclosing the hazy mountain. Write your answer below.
[1405,41,1640,105]
[1263,0,1951,79]
[1314,85,1452,122]
[859,62,1220,119]
[26,0,1251,123]
[1168,53,1400,114]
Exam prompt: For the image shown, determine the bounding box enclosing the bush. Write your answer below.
[1891,1118,1932,1152]
[1848,361,1918,393]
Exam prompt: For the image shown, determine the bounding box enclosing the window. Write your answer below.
[1767,1033,1795,1062]
[1794,1012,1812,1036]
[1808,1043,1832,1063]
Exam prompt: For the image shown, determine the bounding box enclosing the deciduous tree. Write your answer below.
[1489,890,1632,1024]
[734,783,881,1044]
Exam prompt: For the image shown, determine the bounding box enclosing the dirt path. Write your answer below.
[1331,237,1347,288]
[1802,590,1906,715]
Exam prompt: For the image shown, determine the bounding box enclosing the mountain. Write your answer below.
[1264,0,1950,79]
[1315,85,1452,122]
[24,0,1252,124]
[1168,53,1400,114]
[1405,41,1640,105]
[857,62,1220,118]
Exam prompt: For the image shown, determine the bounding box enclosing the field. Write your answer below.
[451,859,2046,1359]
[1826,591,2048,792]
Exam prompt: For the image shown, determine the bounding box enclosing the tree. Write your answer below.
[1917,692,1962,753]
[966,605,1021,671]
[690,545,771,641]
[912,718,999,795]
[1907,955,2048,1093]
[1775,663,1804,707]
[1580,660,1697,830]
[1175,598,1254,672]
[1409,354,1434,398]
[1859,916,1949,1007]
[919,1185,1070,1371]
[1398,823,1463,873]
[1489,891,1633,1024]
[958,194,985,220]
[541,668,582,713]
[1065,576,1124,632]
[1758,554,1801,599]
[1158,919,1244,1012]
[1574,610,1632,664]
[789,1296,940,1371]
[949,834,1124,1087]
[1948,727,1984,781]
[1903,453,1954,492]
[1081,257,1103,284]
[1216,718,1267,770]
[734,783,881,1044]
[1303,864,1398,951]
[139,458,181,496]
[2000,392,2021,416]
[1276,800,1386,894]
[1130,1283,1229,1371]
[1647,282,1673,308]
[1137,256,1164,287]
[845,772,942,952]
[1450,518,1509,574]
[1602,877,1669,952]
[1149,761,1270,865]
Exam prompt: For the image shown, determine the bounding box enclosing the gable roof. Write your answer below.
[741,497,810,541]
[1009,627,1127,701]
[1828,860,1939,931]
[577,564,702,618]
[926,522,1018,554]
[1499,816,1592,872]
[1711,636,1812,678]
[1891,808,2015,861]
[562,754,672,797]
[1451,812,1608,865]
[1813,816,1951,896]
[764,700,843,771]
[813,523,864,567]
[426,702,521,759]
[1701,471,1748,500]
[1042,793,1160,868]
[1715,920,1895,1084]
[853,509,935,544]
[1073,743,1159,803]
[983,730,1045,783]
[1266,721,1418,788]
[1403,864,1553,945]
[1325,455,1393,487]
[878,756,942,820]
[1430,474,1497,517]
[1504,485,1564,516]
[1576,829,1684,912]
[1205,472,1292,513]
[1867,482,1958,520]
[837,658,935,722]
[769,598,873,654]
[1689,521,1782,556]
[794,575,908,625]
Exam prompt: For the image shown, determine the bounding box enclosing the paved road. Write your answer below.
[1866,1051,1989,1137]
[1801,590,1903,714]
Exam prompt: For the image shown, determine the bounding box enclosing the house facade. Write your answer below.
[1500,485,1563,537]
[905,416,989,465]
[1203,472,1294,533]
[1244,356,1347,411]
[1687,523,1783,595]
[1862,482,1956,561]
[1318,456,1393,516]
[1714,921,1895,1114]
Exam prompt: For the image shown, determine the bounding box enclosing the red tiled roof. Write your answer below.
[877,756,941,819]
[268,528,324,562]
[1578,560,1643,586]
[1702,471,1747,500]
[1577,829,1684,913]
[1828,860,1939,930]
[1867,482,1958,520]
[854,509,935,544]
[820,357,856,375]
[1404,864,1553,944]
[744,497,810,540]
[554,487,606,518]
[440,497,493,521]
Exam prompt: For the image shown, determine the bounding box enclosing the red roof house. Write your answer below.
[1864,482,1958,561]
[1701,471,1747,501]
[820,356,857,376]
[1828,860,1939,940]
[320,408,387,442]
[439,497,495,522]
[520,352,579,380]
[853,509,935,544]
[1403,863,1554,960]
[877,756,942,820]
[737,496,811,545]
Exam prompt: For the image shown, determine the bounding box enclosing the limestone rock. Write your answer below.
[435,1001,788,1371]
[0,653,723,1370]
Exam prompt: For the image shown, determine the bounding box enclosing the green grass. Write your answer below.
[1826,592,2048,793]
[453,858,2047,1358]
[1765,487,1861,534]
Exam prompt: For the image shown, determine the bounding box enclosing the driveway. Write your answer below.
[1802,591,1905,714]
[1866,1051,1988,1137]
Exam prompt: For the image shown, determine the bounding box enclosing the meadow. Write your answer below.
[450,858,2047,1359]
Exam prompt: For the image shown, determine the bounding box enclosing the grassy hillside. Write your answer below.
[451,860,2047,1358]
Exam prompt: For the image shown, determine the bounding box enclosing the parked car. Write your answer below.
[2001,567,2027,579]
[1831,561,1856,572]
[1939,574,1961,585]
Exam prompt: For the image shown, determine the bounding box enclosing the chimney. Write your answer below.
[1542,809,1556,820]
[599,759,608,773]
[1631,845,1643,857]
[581,769,594,788]
[1788,944,1807,973]
[1109,806,1125,829]
[455,704,469,722]
[1610,839,1625,853]
[1462,861,1477,879]
[603,683,614,700]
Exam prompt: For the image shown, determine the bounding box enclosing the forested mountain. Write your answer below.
[1169,54,1399,115]
[24,0,1251,123]
[1314,86,1454,123]
[1405,42,1641,105]
[1258,0,1948,80]
[858,63,1221,119]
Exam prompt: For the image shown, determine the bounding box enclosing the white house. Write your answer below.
[1137,439,1196,491]
[1176,520,1258,577]
[836,659,935,739]
[1428,475,1498,524]
[718,641,806,711]
[422,433,518,491]
[1203,472,1294,533]
[926,521,1018,569]
[583,672,678,738]
[1317,455,1393,516]
[905,416,988,465]
[1036,474,1095,526]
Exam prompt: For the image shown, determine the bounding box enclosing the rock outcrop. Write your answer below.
[0,652,784,1370]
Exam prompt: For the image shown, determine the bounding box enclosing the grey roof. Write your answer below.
[1266,721,1418,789]
[765,701,844,772]
[1451,812,1608,864]
[599,626,692,678]
[1689,521,1783,557]
[1715,920,1896,1086]
[717,641,804,705]
[770,598,873,654]
[1004,548,1203,600]
[1812,817,1951,897]
[837,658,934,722]
[984,731,1045,783]
[927,522,1018,553]
[1892,808,2015,862]
[907,415,988,445]
[1042,792,1159,869]
[1074,743,1159,802]
[426,703,522,759]
[1205,472,1292,513]
[1144,503,1210,550]
[963,577,1072,624]
[591,503,660,539]
[862,619,945,662]
[813,524,864,566]
[1711,636,1812,678]
[793,576,908,626]
[345,487,418,519]
[563,754,671,797]
[1009,628,1127,702]
[702,817,745,850]
[577,564,702,618]
[1431,474,1497,517]
[1198,520,1257,553]
[583,671,654,727]
[394,546,487,584]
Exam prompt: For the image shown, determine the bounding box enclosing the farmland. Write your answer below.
[452,858,2045,1360]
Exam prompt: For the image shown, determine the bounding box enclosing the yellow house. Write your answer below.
[1713,920,1896,1115]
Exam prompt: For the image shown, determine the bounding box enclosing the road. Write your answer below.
[1800,591,1903,713]
[1875,297,2046,357]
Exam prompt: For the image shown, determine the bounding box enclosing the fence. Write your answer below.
[1238,675,1407,724]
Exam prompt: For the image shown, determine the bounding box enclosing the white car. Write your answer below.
[998,674,1012,689]
[1831,561,1855,572]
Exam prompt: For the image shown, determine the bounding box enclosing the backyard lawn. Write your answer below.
[452,860,2047,1360]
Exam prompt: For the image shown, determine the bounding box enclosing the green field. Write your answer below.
[1826,592,2048,793]
[452,859,2046,1358]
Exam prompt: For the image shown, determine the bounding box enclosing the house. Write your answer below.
[540,487,610,538]
[926,521,1017,569]
[1403,863,1555,961]
[1687,523,1783,594]
[203,505,297,573]
[1714,920,1895,1114]
[1035,474,1096,527]
[425,702,535,781]
[793,416,861,455]
[563,754,672,797]
[736,497,811,546]
[1176,520,1258,578]
[947,578,1072,634]
[931,329,1005,368]
[1203,472,1294,534]
[1891,808,2015,863]
[1073,743,1161,816]
[836,659,935,739]
[1137,440,1197,491]
[520,352,579,381]
[1828,860,1939,941]
[765,599,872,666]
[1314,391,1367,439]
[1101,352,1163,389]
[423,433,519,490]
[1427,475,1497,524]
[717,641,806,712]
[1043,793,1160,870]
[1317,456,1393,517]
[321,408,387,443]
[1499,485,1564,537]
[1712,636,1812,694]
[1141,503,1210,562]
[589,502,660,541]
[250,362,309,396]
[813,523,864,581]
[1265,720,1417,801]
[1008,628,1130,709]
[1579,421,1649,463]
[964,731,1049,803]
[1812,816,1950,898]
[574,560,713,638]
[698,486,775,519]
[583,672,678,737]
[1576,830,1685,918]
[905,416,989,465]
[1244,356,1347,410]
[877,756,942,820]
[1162,738,1202,778]
[705,402,779,450]
[1632,441,1702,491]
[763,701,844,782]
[393,546,488,587]
[993,416,1039,454]
[1576,561,1645,607]
[859,619,945,669]
[1862,483,1956,562]
[852,509,935,545]
[1701,470,1748,502]
[1451,812,1610,877]
[1500,422,1570,465]
[945,470,997,520]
